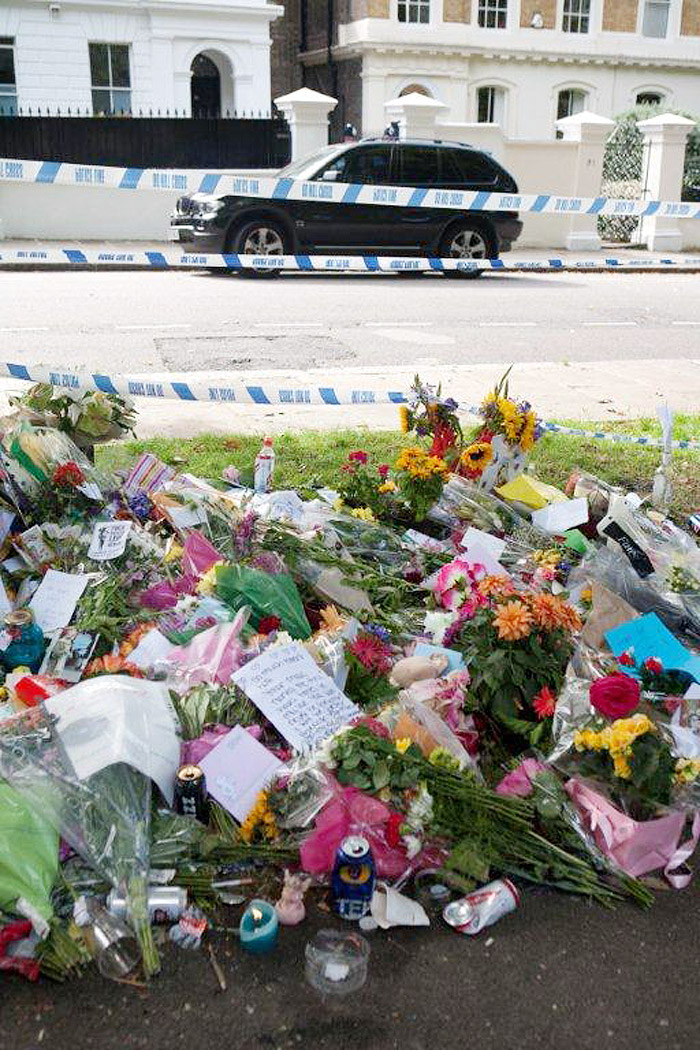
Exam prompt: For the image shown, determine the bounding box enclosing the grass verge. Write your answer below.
[97,418,700,520]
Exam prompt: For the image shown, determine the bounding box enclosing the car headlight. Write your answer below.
[198,200,225,215]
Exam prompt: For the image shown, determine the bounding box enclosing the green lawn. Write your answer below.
[97,416,700,520]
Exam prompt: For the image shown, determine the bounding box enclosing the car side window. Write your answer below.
[344,147,394,185]
[398,146,440,186]
[451,150,500,185]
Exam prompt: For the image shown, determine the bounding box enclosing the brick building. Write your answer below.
[270,0,700,139]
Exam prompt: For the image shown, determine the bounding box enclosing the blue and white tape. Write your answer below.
[0,361,698,449]
[1,157,699,220]
[1,247,699,273]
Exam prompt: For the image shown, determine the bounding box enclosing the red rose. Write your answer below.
[643,656,663,675]
[589,673,640,720]
[258,616,281,635]
[619,649,636,668]
[348,450,368,464]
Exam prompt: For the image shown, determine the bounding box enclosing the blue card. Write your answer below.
[605,613,700,683]
[413,642,465,675]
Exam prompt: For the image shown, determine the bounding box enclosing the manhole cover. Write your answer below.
[156,334,354,372]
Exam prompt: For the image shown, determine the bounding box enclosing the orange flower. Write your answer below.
[477,574,517,600]
[529,594,565,630]
[492,600,533,641]
[557,601,583,633]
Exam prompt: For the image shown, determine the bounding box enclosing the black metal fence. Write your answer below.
[0,113,291,169]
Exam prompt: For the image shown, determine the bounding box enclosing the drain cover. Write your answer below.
[156,334,354,372]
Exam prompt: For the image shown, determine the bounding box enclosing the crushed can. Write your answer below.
[443,878,520,935]
[331,836,376,920]
[107,886,187,925]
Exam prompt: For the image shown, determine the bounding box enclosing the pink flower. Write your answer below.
[434,557,486,612]
[378,464,390,479]
[496,759,548,798]
[590,673,640,719]
[348,450,368,464]
[348,633,393,675]
[643,656,663,675]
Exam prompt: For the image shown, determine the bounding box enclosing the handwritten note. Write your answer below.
[232,643,360,751]
[88,520,132,561]
[29,570,90,633]
[199,725,283,821]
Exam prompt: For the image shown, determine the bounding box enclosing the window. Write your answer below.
[477,0,508,29]
[557,88,587,120]
[636,91,663,105]
[476,86,505,124]
[443,148,501,185]
[642,0,670,37]
[397,145,440,185]
[398,0,430,23]
[0,37,17,115]
[89,43,131,115]
[562,0,590,33]
[345,146,394,185]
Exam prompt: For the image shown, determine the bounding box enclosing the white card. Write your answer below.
[29,569,90,633]
[128,628,175,670]
[460,526,506,562]
[232,643,360,752]
[531,497,589,535]
[88,520,132,561]
[199,725,283,822]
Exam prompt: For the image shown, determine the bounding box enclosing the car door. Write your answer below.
[388,145,447,252]
[299,144,400,252]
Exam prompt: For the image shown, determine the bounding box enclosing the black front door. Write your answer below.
[191,54,220,118]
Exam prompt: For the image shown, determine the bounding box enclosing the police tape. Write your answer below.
[1,156,699,220]
[2,247,700,273]
[0,361,698,450]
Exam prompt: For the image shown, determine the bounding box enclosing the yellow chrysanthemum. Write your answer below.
[399,405,411,434]
[350,506,376,522]
[197,560,223,596]
[378,480,397,494]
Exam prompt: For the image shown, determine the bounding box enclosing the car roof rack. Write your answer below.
[360,136,476,149]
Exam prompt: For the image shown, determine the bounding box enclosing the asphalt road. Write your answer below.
[5,881,699,1050]
[1,269,700,372]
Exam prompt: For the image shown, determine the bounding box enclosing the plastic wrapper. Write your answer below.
[181,533,223,576]
[326,516,411,569]
[0,780,59,935]
[0,678,178,974]
[383,694,479,775]
[167,611,249,689]
[569,545,700,645]
[296,559,373,617]
[215,563,312,639]
[3,422,109,506]
[428,474,549,547]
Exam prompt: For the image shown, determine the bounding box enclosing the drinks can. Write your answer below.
[107,886,188,924]
[331,836,376,920]
[173,763,209,823]
[443,878,520,935]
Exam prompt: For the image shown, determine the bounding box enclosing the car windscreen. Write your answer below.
[277,145,350,181]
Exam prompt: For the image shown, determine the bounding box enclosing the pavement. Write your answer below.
[5,883,700,1050]
[0,260,699,437]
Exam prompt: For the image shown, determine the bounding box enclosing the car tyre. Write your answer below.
[438,222,495,279]
[229,219,289,278]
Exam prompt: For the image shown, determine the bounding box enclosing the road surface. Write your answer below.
[0,268,698,435]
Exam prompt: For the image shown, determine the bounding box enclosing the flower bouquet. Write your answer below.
[10,384,137,450]
[461,369,543,491]
[399,377,463,466]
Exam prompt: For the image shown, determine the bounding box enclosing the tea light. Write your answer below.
[239,899,278,954]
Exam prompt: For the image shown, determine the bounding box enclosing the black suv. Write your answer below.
[170,139,522,267]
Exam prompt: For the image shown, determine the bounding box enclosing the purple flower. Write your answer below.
[128,491,153,521]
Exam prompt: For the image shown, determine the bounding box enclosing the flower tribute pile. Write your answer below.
[1,374,700,983]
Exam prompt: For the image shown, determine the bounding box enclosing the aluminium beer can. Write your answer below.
[442,878,520,935]
[107,886,188,925]
[331,835,376,920]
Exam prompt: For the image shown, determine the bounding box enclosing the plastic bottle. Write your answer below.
[254,436,275,494]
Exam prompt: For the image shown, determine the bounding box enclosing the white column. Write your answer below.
[555,110,615,251]
[636,112,696,252]
[274,87,338,161]
[383,92,448,141]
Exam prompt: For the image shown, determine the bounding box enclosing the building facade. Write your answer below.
[278,0,700,138]
[0,0,282,118]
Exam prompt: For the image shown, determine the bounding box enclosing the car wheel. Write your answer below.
[231,219,288,278]
[439,223,495,279]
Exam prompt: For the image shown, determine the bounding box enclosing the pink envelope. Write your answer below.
[565,777,700,889]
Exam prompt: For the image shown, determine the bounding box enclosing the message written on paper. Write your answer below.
[232,643,360,752]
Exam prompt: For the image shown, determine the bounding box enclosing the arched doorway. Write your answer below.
[191,53,221,118]
[399,84,433,98]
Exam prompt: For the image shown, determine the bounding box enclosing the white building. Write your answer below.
[296,0,700,138]
[0,0,283,118]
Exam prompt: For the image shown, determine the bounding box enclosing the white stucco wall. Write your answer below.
[0,0,282,116]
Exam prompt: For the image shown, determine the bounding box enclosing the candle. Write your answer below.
[239,899,278,954]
